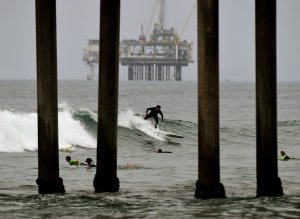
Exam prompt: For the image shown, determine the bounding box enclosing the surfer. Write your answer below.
[144,105,163,128]
[126,163,136,169]
[65,156,79,166]
[157,148,172,153]
[82,158,96,167]
[280,150,290,161]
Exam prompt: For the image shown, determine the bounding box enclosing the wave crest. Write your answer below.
[0,109,96,153]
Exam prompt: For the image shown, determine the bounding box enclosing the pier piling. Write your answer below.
[35,0,65,194]
[195,0,225,199]
[256,0,283,196]
[93,0,121,192]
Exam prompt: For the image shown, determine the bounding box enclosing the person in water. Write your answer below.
[280,150,290,161]
[126,163,136,169]
[157,148,172,153]
[83,158,96,167]
[66,156,79,166]
[144,105,163,128]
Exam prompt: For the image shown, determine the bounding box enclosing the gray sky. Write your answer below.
[0,0,299,81]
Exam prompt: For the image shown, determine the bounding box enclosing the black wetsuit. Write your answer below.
[144,107,163,125]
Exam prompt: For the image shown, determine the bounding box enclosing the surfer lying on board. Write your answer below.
[66,156,96,167]
[144,105,163,128]
[280,150,290,161]
[157,148,172,153]
[66,156,80,166]
[82,158,96,167]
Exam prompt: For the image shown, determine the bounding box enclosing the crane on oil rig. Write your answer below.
[176,1,197,41]
[142,0,196,42]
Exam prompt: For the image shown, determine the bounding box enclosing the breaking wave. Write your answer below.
[0,106,190,153]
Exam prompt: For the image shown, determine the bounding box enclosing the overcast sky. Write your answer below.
[0,0,299,81]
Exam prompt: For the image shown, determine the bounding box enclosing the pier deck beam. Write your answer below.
[94,0,120,192]
[256,0,283,196]
[195,0,225,199]
[35,0,64,194]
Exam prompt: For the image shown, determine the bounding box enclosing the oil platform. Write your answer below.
[82,0,194,81]
[82,39,99,80]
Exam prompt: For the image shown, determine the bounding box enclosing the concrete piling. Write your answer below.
[35,0,65,194]
[255,0,283,196]
[93,0,121,192]
[195,0,226,199]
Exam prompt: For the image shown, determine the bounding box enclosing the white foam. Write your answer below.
[0,110,38,152]
[58,110,96,149]
[0,109,96,153]
[118,110,166,141]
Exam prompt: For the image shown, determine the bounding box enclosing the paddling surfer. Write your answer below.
[280,150,290,161]
[157,148,172,153]
[83,158,96,167]
[65,156,79,166]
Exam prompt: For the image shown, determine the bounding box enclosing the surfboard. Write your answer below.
[69,165,77,168]
[165,133,184,138]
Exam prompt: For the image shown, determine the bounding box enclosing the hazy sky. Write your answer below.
[0,0,299,81]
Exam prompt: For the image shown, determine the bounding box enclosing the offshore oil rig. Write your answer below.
[82,0,194,81]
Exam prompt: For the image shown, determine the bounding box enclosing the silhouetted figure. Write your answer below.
[83,158,96,167]
[157,148,172,153]
[144,105,163,128]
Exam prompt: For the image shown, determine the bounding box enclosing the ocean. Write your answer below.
[0,80,299,219]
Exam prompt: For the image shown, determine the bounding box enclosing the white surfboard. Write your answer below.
[165,133,184,138]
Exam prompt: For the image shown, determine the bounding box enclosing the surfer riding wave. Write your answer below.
[144,105,163,128]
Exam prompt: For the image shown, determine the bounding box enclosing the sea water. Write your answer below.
[0,80,299,218]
